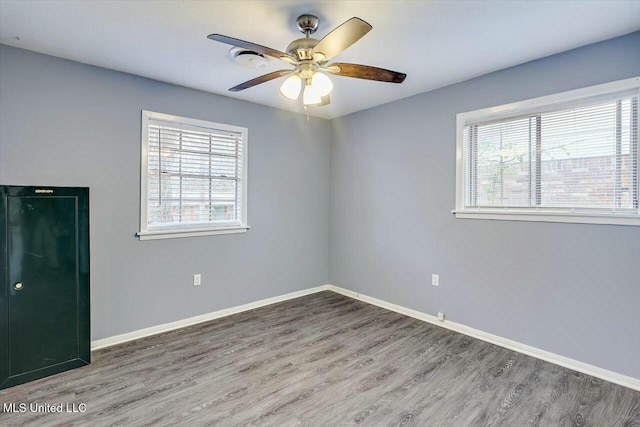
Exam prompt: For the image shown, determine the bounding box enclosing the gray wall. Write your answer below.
[329,32,640,379]
[0,45,330,340]
[1,32,639,380]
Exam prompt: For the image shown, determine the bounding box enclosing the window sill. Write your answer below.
[137,225,250,240]
[452,210,639,226]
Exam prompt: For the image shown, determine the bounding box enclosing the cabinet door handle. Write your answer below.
[13,282,24,291]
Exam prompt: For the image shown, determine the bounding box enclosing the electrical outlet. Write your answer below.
[193,273,201,287]
[432,274,439,287]
[437,312,445,322]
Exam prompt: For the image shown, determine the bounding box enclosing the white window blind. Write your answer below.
[139,111,248,239]
[455,77,640,226]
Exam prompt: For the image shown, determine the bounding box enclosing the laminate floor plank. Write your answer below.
[1,291,638,426]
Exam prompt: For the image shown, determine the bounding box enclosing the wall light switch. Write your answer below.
[193,274,201,286]
[432,274,439,287]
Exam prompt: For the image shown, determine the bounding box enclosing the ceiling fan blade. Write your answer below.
[311,17,372,62]
[208,34,297,64]
[229,70,292,92]
[326,63,406,83]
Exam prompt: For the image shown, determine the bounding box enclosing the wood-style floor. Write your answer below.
[1,291,638,426]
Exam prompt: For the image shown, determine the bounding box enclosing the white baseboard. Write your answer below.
[90,282,639,392]
[91,285,331,350]
[326,284,640,392]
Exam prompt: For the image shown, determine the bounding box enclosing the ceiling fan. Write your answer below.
[207,14,406,107]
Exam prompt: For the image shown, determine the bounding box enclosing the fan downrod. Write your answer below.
[296,14,319,36]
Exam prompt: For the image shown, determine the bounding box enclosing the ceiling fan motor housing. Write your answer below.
[286,38,319,61]
[287,14,326,62]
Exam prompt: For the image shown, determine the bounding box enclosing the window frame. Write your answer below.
[138,110,249,240]
[454,77,640,226]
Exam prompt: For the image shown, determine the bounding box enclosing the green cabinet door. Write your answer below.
[1,186,90,389]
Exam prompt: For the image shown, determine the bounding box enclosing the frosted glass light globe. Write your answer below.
[303,83,322,105]
[279,74,302,100]
[311,72,333,97]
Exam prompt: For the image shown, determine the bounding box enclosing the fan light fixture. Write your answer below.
[280,71,333,105]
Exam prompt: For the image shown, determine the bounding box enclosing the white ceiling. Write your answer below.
[1,0,639,119]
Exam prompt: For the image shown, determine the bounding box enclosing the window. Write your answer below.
[455,77,639,226]
[138,111,248,240]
